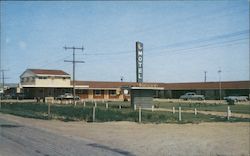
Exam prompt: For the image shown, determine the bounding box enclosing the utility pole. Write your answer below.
[0,69,9,94]
[218,69,222,103]
[64,46,84,106]
[120,76,124,82]
[204,71,207,82]
[0,69,9,109]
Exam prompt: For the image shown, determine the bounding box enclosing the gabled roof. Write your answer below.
[28,69,69,76]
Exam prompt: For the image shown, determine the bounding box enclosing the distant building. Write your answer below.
[18,68,250,100]
[20,69,74,98]
[20,69,71,88]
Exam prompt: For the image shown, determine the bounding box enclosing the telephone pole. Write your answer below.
[63,46,84,106]
[0,69,9,109]
[218,69,222,103]
[120,76,124,82]
[204,71,207,82]
[0,69,9,94]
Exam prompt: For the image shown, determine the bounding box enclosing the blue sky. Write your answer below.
[1,1,249,83]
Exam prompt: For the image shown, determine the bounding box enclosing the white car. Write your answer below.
[180,92,205,100]
[223,96,248,102]
[56,93,80,100]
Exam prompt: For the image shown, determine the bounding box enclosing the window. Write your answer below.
[94,90,101,96]
[38,77,47,79]
[109,90,116,96]
[76,90,88,94]
[94,90,104,96]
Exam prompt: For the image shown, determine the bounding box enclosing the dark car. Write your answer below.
[2,94,12,100]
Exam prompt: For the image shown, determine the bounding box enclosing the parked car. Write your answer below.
[180,92,205,100]
[223,96,248,102]
[55,93,80,100]
[2,94,12,100]
[11,93,25,100]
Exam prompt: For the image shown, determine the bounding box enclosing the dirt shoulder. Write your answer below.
[0,113,249,156]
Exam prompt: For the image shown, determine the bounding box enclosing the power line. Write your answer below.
[80,7,247,56]
[97,5,247,47]
[146,29,249,51]
[80,38,248,65]
[4,30,249,84]
[87,6,249,55]
[148,37,249,57]
[84,37,248,60]
[83,30,248,56]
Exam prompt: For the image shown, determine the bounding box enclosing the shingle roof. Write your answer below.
[73,81,138,88]
[73,80,250,90]
[29,69,69,76]
[159,81,250,90]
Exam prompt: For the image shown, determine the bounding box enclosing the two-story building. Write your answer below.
[20,69,73,98]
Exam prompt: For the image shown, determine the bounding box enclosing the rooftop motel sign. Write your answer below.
[136,42,143,83]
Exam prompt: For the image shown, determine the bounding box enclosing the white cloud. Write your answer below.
[6,38,11,44]
[18,41,27,49]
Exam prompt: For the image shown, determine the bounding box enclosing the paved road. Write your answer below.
[0,118,135,156]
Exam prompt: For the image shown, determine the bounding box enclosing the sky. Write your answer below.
[0,0,249,83]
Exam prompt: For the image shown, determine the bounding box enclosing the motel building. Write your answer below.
[20,69,132,101]
[19,69,250,101]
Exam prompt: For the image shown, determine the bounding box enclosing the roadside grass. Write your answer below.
[0,102,249,123]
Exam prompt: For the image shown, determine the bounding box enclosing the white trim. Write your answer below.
[88,87,118,90]
[131,87,164,90]
[36,74,70,77]
[21,85,71,88]
[21,85,89,88]
[75,85,89,89]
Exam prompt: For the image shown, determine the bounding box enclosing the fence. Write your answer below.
[1,101,243,123]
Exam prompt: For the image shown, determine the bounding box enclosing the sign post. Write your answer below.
[139,106,142,123]
[106,102,108,109]
[136,42,143,83]
[93,106,96,122]
[48,102,51,119]
[179,107,182,121]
